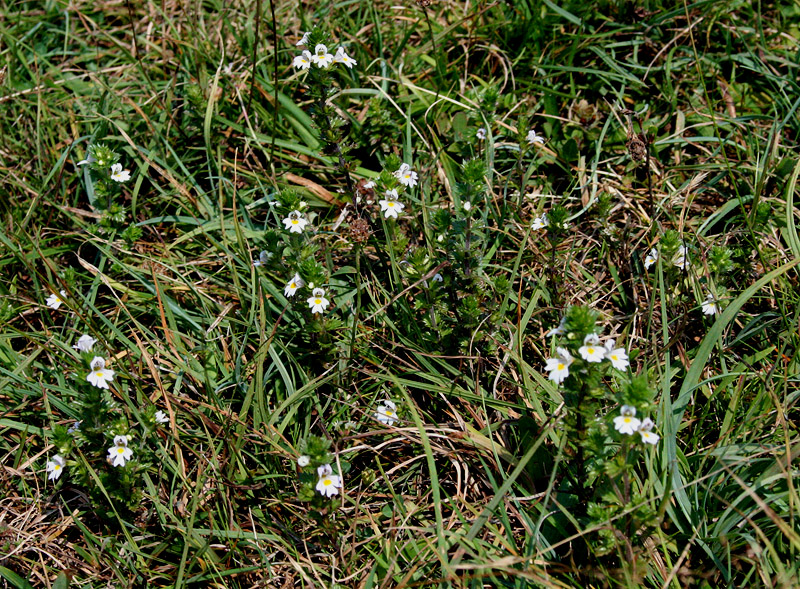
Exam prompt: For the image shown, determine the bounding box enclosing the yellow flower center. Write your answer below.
[623,417,632,423]
[323,479,332,486]
[557,363,565,370]
[117,447,125,454]
[385,410,393,416]
[587,347,595,354]
[291,219,298,224]
[290,283,296,289]
[95,371,103,377]
[54,465,61,471]
[611,354,618,360]
[314,299,321,304]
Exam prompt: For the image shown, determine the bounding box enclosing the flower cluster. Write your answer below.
[545,334,629,384]
[612,405,660,445]
[293,35,356,71]
[374,162,418,220]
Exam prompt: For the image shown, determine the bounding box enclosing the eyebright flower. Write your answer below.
[547,316,567,337]
[701,293,718,316]
[638,417,660,445]
[644,248,658,269]
[297,455,310,467]
[394,163,418,188]
[462,201,472,212]
[578,334,605,363]
[46,290,66,310]
[253,251,271,267]
[375,400,398,426]
[284,273,305,298]
[73,334,96,353]
[613,405,641,436]
[333,47,356,68]
[476,127,486,140]
[154,410,169,424]
[311,44,334,68]
[110,163,131,182]
[67,421,82,434]
[108,435,133,467]
[545,347,573,384]
[86,356,115,389]
[296,31,310,46]
[363,180,376,190]
[379,191,405,219]
[293,50,312,70]
[604,339,630,370]
[526,129,545,145]
[307,287,329,314]
[673,245,689,270]
[282,210,308,233]
[315,464,342,497]
[432,273,443,283]
[46,455,66,481]
[532,213,548,230]
[76,154,96,167]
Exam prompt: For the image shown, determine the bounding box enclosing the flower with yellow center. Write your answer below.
[545,347,573,384]
[613,405,641,435]
[86,356,115,389]
[307,287,329,314]
[315,464,341,497]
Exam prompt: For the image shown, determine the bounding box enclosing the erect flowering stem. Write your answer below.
[310,76,357,213]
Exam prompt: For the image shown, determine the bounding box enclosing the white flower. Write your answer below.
[547,316,567,337]
[86,356,115,389]
[284,273,305,297]
[46,455,66,481]
[379,191,405,219]
[604,339,630,370]
[296,31,310,46]
[311,44,334,68]
[462,201,472,212]
[282,210,308,233]
[476,127,486,140]
[73,334,96,353]
[293,50,312,70]
[154,410,169,424]
[701,293,718,316]
[545,347,573,384]
[315,464,342,497]
[532,213,548,230]
[673,245,689,270]
[46,290,66,310]
[375,400,398,426]
[297,455,310,467]
[307,287,330,314]
[110,163,131,182]
[578,334,605,363]
[76,154,96,167]
[644,248,658,269]
[108,435,133,467]
[613,405,641,435]
[253,251,271,267]
[638,418,660,445]
[363,180,376,189]
[333,46,357,68]
[526,129,545,145]
[432,273,443,283]
[394,163,418,188]
[67,421,81,434]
